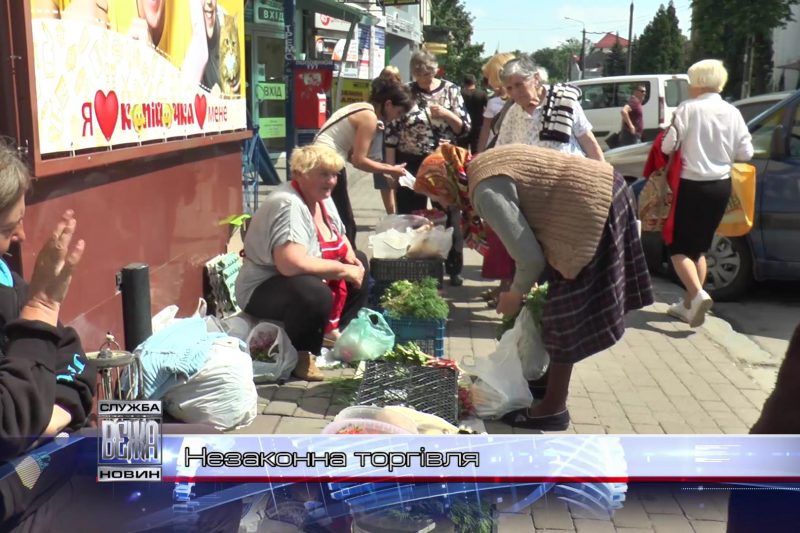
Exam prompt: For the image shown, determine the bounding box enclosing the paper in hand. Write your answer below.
[398,169,416,190]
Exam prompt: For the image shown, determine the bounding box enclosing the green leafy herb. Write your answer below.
[496,282,549,340]
[383,342,433,366]
[380,278,449,320]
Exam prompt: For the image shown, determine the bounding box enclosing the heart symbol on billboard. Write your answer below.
[194,94,207,129]
[94,90,119,141]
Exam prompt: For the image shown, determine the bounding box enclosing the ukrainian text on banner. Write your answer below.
[30,0,247,154]
[142,435,800,482]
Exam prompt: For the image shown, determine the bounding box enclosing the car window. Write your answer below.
[579,83,615,110]
[750,105,787,159]
[737,101,779,123]
[616,82,651,106]
[665,79,689,106]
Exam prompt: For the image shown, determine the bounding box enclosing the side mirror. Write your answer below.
[770,124,786,160]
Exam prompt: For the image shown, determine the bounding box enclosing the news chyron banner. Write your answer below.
[30,0,247,154]
[90,400,800,484]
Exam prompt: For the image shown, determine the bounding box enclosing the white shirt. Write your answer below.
[495,98,591,156]
[483,96,506,119]
[662,93,753,181]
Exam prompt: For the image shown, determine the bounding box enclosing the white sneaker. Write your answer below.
[667,301,691,323]
[687,290,713,328]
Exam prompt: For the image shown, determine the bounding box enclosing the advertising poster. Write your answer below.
[30,0,247,155]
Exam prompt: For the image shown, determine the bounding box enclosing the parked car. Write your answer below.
[607,90,800,300]
[571,74,690,148]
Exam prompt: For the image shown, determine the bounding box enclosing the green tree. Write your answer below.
[429,0,485,84]
[631,1,686,74]
[532,39,582,83]
[605,37,627,76]
[690,0,797,97]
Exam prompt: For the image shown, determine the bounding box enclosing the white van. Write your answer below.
[570,74,690,147]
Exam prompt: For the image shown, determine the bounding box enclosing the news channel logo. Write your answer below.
[97,400,162,482]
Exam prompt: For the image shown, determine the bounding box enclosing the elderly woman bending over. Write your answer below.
[415,144,654,430]
[235,145,369,381]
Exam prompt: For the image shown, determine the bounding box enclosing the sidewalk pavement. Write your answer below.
[233,167,779,531]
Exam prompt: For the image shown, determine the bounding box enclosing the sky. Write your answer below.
[466,0,694,53]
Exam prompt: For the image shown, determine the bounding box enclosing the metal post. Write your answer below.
[335,20,358,110]
[118,263,152,352]
[626,2,634,74]
[580,27,586,80]
[283,0,297,175]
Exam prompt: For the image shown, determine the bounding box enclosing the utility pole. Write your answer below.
[565,17,586,80]
[626,1,634,74]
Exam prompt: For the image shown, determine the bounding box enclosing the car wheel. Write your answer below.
[703,235,753,301]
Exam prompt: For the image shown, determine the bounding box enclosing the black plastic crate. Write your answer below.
[369,258,444,286]
[384,313,446,358]
[355,361,458,425]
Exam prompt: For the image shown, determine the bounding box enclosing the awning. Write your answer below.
[296,0,378,25]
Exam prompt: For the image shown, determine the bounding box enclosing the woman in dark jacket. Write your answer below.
[0,143,94,462]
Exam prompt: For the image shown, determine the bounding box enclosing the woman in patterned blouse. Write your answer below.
[385,50,471,285]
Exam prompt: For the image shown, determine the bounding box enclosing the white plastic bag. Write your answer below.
[465,328,533,419]
[374,214,430,234]
[513,307,550,381]
[368,229,413,259]
[246,322,298,383]
[162,338,258,430]
[406,226,454,259]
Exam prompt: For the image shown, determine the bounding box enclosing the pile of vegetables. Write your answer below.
[380,278,449,320]
[248,329,279,362]
[383,342,433,366]
[496,282,549,340]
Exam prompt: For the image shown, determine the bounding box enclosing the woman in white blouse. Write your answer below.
[662,59,753,328]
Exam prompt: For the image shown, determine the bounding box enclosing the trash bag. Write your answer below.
[406,226,454,259]
[331,309,395,363]
[374,214,431,234]
[368,228,413,259]
[245,322,298,383]
[513,307,550,381]
[162,337,258,430]
[465,328,533,419]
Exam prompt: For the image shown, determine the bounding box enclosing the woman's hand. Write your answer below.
[26,210,85,314]
[384,163,408,178]
[496,288,523,317]
[341,263,365,289]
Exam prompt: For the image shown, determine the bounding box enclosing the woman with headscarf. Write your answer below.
[414,143,654,430]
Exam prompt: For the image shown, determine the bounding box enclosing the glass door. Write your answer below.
[248,32,287,155]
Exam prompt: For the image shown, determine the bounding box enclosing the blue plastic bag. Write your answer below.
[332,309,395,363]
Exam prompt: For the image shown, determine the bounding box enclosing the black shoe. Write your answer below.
[449,275,464,287]
[501,408,570,431]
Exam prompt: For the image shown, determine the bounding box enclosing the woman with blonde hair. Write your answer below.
[662,59,753,327]
[235,145,371,381]
[477,52,515,152]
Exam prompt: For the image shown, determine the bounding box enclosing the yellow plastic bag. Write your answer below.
[717,163,757,237]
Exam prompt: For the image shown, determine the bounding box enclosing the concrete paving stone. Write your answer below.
[581,380,614,395]
[719,425,750,434]
[569,407,601,426]
[302,383,335,399]
[283,379,309,389]
[485,420,514,434]
[733,407,762,426]
[659,420,695,434]
[740,388,769,410]
[341,367,357,377]
[637,490,684,515]
[262,400,298,416]
[653,379,693,397]
[497,512,535,532]
[685,414,722,430]
[690,520,727,533]
[573,424,606,434]
[573,518,617,533]
[531,498,575,530]
[672,397,705,415]
[273,416,329,434]
[698,400,734,414]
[229,415,281,434]
[648,513,695,533]
[325,405,345,418]
[256,384,279,401]
[592,401,628,419]
[633,424,664,434]
[611,497,652,528]
[695,369,733,386]
[587,392,618,404]
[614,529,654,533]
[273,387,305,401]
[707,383,755,409]
[708,411,747,426]
[624,410,659,426]
[294,397,330,419]
[674,492,727,521]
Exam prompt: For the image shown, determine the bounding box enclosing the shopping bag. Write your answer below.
[245,321,298,383]
[162,337,258,431]
[717,163,757,237]
[638,166,672,232]
[513,307,550,381]
[464,328,534,419]
[331,308,395,363]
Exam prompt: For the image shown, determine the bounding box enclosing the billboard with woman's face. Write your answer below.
[30,0,247,155]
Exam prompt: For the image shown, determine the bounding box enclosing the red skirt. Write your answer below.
[481,226,515,280]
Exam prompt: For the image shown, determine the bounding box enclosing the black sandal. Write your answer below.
[501,409,570,431]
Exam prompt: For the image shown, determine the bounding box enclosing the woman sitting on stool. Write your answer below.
[235,145,369,381]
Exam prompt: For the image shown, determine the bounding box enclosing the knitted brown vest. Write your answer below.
[468,144,615,279]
